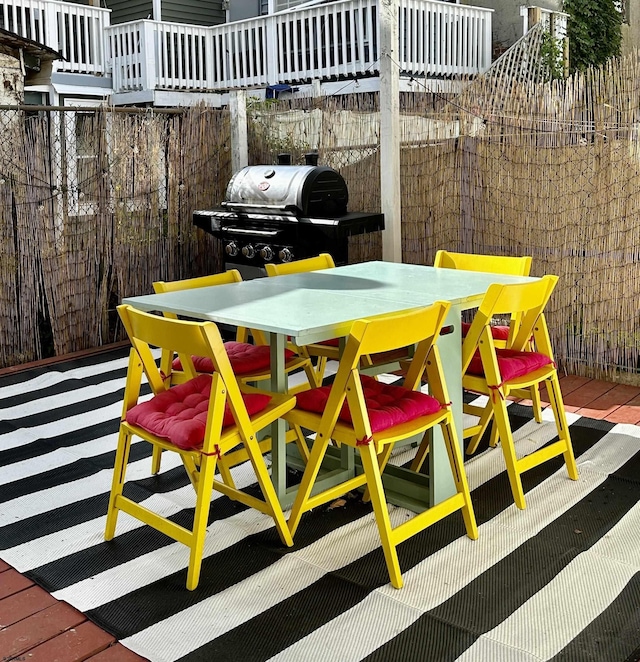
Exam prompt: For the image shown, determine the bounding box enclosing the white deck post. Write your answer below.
[230,89,249,173]
[140,21,157,92]
[379,0,402,263]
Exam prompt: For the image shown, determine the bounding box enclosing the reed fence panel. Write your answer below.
[1,52,640,382]
[250,61,640,381]
[0,106,229,365]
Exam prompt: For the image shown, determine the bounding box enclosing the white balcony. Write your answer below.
[0,0,109,75]
[107,0,493,95]
[0,0,493,98]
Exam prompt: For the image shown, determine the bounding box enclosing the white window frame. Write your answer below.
[62,98,107,217]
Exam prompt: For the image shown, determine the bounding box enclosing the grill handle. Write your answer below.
[221,202,299,214]
[224,226,282,237]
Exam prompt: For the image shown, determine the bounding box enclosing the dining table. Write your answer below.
[123,260,539,510]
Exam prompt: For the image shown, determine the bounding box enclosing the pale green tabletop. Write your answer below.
[123,261,538,507]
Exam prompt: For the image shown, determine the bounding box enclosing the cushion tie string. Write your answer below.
[201,444,222,458]
[488,383,506,402]
[356,436,373,446]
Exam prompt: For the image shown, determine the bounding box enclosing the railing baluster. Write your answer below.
[67,0,493,94]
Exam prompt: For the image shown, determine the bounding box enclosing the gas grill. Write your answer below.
[193,153,384,277]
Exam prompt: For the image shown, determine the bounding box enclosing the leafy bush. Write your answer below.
[564,0,622,72]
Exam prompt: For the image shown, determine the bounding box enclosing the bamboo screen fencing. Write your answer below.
[1,52,640,381]
[250,53,640,382]
[0,106,229,366]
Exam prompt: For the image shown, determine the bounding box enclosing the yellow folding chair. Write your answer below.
[265,254,394,382]
[455,275,578,509]
[105,305,294,590]
[434,250,543,449]
[153,270,318,392]
[150,270,317,474]
[284,302,478,589]
[265,254,340,384]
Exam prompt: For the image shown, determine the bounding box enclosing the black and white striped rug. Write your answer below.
[1,347,639,662]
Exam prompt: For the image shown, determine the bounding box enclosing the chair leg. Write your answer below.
[151,446,162,474]
[303,360,322,389]
[186,453,218,590]
[216,457,236,488]
[466,405,495,455]
[488,419,500,448]
[492,397,527,509]
[359,442,403,589]
[361,443,396,504]
[244,436,294,547]
[441,419,478,540]
[409,430,431,473]
[288,433,332,537]
[545,374,579,481]
[291,424,311,463]
[315,356,328,384]
[105,426,133,540]
[182,454,200,490]
[530,384,543,423]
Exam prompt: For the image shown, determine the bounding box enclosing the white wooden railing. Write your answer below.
[107,0,493,93]
[0,0,109,75]
[0,0,492,93]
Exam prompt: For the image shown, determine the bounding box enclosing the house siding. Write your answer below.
[93,0,225,25]
[161,1,225,25]
[229,0,261,22]
[461,0,562,55]
[105,0,153,23]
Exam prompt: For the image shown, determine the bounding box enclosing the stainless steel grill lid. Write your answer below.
[223,164,349,218]
[193,156,384,269]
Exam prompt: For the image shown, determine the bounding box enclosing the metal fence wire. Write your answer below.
[0,105,230,365]
[1,50,640,382]
[248,58,640,383]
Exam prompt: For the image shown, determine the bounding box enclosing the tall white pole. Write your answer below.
[379,0,402,262]
[230,89,249,173]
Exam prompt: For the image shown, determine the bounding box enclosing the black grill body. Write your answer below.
[193,163,384,270]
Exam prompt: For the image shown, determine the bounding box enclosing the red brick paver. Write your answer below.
[25,619,116,662]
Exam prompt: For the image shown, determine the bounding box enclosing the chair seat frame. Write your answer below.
[105,305,295,590]
[285,302,478,588]
[456,276,578,509]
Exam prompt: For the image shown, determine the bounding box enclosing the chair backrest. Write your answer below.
[265,253,335,277]
[461,275,559,375]
[316,301,451,442]
[154,270,242,295]
[434,250,532,276]
[153,270,265,345]
[117,304,254,441]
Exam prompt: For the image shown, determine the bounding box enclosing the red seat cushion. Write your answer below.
[465,348,552,382]
[295,375,444,433]
[317,338,340,347]
[461,321,510,341]
[172,341,294,375]
[126,374,272,450]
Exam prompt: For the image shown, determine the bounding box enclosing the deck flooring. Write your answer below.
[2,369,640,662]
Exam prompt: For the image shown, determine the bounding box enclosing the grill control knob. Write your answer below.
[279,247,294,263]
[225,241,239,257]
[242,244,256,259]
[260,245,274,261]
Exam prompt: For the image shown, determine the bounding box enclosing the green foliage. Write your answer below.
[247,97,311,163]
[563,0,622,72]
[539,30,565,80]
